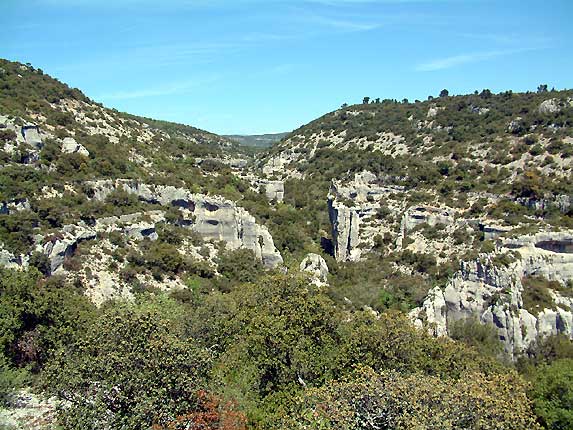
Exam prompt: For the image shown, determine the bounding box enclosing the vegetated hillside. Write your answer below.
[1,60,571,430]
[225,132,289,148]
[258,89,573,248]
[259,87,573,356]
[0,58,291,300]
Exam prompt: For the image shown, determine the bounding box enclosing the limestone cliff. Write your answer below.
[85,180,283,268]
[410,232,573,357]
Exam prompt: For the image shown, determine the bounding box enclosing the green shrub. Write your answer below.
[42,297,212,430]
[522,276,559,316]
[283,366,540,430]
[530,359,573,430]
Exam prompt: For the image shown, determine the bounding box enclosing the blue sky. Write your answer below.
[2,0,572,134]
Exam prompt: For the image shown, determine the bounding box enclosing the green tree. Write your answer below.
[43,297,212,430]
[530,359,573,430]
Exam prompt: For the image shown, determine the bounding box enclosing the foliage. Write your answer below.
[448,317,503,358]
[530,359,573,430]
[0,268,95,371]
[0,352,29,407]
[522,276,562,316]
[42,297,212,430]
[214,248,264,291]
[283,365,539,430]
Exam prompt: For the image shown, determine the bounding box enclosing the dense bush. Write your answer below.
[283,366,539,430]
[530,359,573,430]
[0,268,95,371]
[43,297,212,430]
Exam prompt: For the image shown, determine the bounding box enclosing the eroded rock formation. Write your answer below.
[85,180,283,268]
[410,231,573,358]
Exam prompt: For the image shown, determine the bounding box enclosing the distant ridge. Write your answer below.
[225,132,289,148]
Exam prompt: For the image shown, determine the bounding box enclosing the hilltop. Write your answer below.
[0,58,291,303]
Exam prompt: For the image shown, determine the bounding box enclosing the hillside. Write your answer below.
[0,58,291,302]
[1,60,572,430]
[256,88,573,359]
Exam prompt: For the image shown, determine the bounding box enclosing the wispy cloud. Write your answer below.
[309,15,381,31]
[415,47,541,71]
[98,76,220,100]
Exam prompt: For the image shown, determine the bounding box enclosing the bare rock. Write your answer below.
[84,180,283,268]
[410,231,573,358]
[61,137,90,156]
[538,98,561,114]
[507,117,524,134]
[300,253,329,283]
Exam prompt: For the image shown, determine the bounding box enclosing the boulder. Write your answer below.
[61,137,89,156]
[21,125,43,148]
[538,98,561,114]
[0,244,23,270]
[507,117,524,134]
[262,180,284,203]
[300,253,329,283]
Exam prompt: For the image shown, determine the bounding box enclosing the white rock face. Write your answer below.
[481,222,513,241]
[85,180,283,268]
[328,171,406,262]
[300,253,329,283]
[426,105,444,118]
[410,231,573,358]
[37,211,165,274]
[507,117,524,133]
[538,98,561,114]
[328,200,361,261]
[0,198,30,215]
[470,105,490,115]
[61,137,89,156]
[0,244,23,269]
[41,225,97,274]
[261,180,284,202]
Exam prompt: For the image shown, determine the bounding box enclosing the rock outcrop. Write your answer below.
[0,198,31,215]
[85,180,283,268]
[400,206,455,234]
[21,125,44,148]
[300,253,329,283]
[0,244,24,270]
[327,172,405,261]
[61,137,89,156]
[260,180,284,203]
[537,98,565,115]
[38,211,164,274]
[410,231,573,358]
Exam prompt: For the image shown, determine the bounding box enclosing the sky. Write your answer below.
[1,0,572,135]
